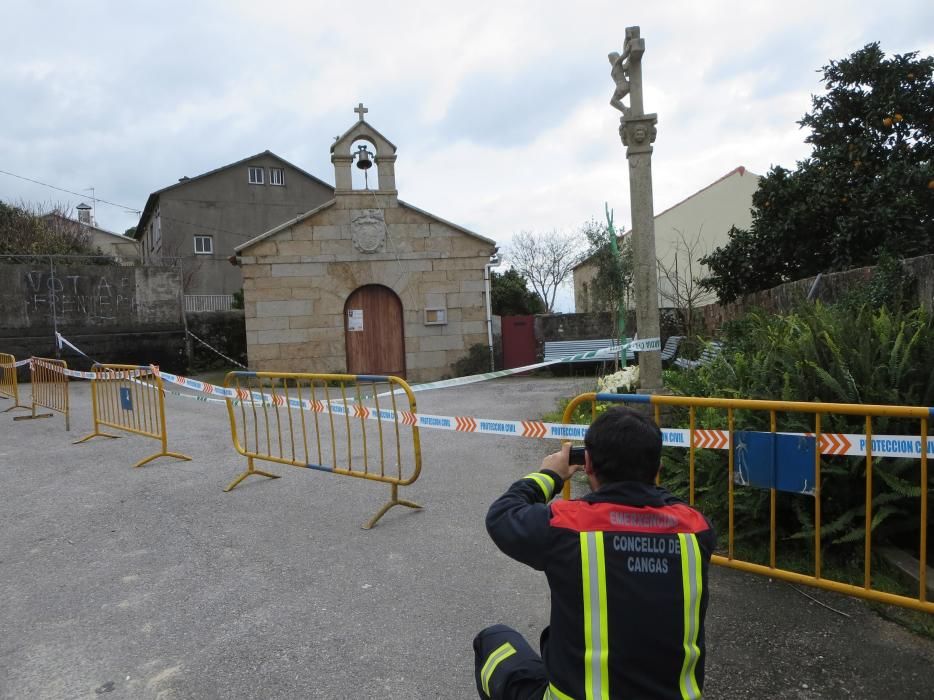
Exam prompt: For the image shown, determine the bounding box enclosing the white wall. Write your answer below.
[654,167,760,307]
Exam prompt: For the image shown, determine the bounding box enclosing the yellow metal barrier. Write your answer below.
[0,352,29,413]
[223,371,422,529]
[13,357,70,430]
[562,392,932,614]
[74,363,191,468]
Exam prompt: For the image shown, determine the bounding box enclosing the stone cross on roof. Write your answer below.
[354,103,368,121]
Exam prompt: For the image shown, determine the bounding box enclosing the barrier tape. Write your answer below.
[0,358,31,368]
[46,334,932,458]
[396,339,661,395]
[30,359,153,381]
[186,330,248,369]
[147,370,934,458]
[149,342,629,403]
[158,370,239,398]
[55,331,102,364]
[159,384,230,405]
[53,332,642,398]
[660,427,934,459]
[627,337,662,352]
[150,368,589,438]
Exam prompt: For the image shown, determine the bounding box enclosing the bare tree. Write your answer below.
[656,227,710,339]
[581,218,634,314]
[160,237,203,293]
[507,230,584,312]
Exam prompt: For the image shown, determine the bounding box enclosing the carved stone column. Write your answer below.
[610,26,663,393]
[622,114,662,392]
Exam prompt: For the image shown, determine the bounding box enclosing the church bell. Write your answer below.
[355,144,374,170]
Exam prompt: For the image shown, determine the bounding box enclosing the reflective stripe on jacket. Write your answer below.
[486,472,716,699]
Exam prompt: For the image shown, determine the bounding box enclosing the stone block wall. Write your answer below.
[700,253,934,333]
[239,200,496,382]
[0,262,186,372]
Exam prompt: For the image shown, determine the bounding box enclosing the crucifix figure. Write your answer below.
[608,52,631,118]
[354,103,369,122]
[608,27,645,121]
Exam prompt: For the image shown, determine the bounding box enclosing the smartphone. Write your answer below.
[568,446,586,465]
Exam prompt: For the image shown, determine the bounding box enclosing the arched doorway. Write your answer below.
[344,284,406,377]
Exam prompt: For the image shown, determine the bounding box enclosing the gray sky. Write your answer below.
[2,1,932,309]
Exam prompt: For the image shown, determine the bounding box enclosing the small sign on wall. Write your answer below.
[347,309,364,332]
[424,308,447,325]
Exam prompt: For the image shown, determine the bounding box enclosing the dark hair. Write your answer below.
[584,406,662,484]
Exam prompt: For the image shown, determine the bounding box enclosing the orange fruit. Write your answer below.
[882,117,893,127]
[894,113,903,122]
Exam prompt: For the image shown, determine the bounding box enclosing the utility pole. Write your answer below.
[49,255,60,359]
[608,26,662,392]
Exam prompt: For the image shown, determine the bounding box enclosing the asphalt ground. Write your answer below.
[1,375,933,699]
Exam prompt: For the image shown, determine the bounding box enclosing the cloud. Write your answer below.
[1,0,931,273]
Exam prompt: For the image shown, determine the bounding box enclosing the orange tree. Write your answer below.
[702,43,934,303]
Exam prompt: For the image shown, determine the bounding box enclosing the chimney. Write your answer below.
[76,202,92,225]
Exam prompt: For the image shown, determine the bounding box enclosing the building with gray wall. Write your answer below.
[135,151,334,303]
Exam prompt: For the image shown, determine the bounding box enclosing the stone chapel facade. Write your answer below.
[235,108,497,382]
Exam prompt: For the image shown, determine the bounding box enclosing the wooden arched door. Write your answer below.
[344,284,406,377]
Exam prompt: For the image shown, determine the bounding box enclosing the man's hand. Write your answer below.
[540,442,581,482]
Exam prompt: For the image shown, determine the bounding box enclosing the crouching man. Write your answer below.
[474,406,715,699]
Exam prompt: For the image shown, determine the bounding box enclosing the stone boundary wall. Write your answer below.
[700,253,934,332]
[0,263,186,372]
[530,255,934,358]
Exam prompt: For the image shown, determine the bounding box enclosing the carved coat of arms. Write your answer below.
[350,209,386,254]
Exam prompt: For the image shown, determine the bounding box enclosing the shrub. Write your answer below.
[0,201,102,258]
[663,300,934,557]
[451,343,494,377]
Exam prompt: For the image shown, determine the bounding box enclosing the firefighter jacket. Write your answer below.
[486,470,716,699]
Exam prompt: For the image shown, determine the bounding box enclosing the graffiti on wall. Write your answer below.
[22,270,137,323]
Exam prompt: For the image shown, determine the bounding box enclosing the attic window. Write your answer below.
[248,166,264,185]
[269,167,285,186]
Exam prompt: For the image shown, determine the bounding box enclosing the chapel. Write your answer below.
[235,105,498,382]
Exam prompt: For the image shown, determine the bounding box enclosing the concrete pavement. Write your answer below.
[1,376,932,699]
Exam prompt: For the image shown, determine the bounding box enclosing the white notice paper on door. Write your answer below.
[347,309,364,331]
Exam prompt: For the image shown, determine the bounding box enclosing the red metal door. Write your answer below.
[501,315,536,369]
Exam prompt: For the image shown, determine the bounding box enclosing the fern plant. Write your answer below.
[663,297,934,560]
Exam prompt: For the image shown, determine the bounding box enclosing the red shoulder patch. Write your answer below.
[550,500,709,534]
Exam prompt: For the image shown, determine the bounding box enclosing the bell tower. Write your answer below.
[330,103,398,205]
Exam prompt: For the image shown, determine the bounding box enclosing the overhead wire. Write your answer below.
[0,168,141,213]
[3,161,434,276]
